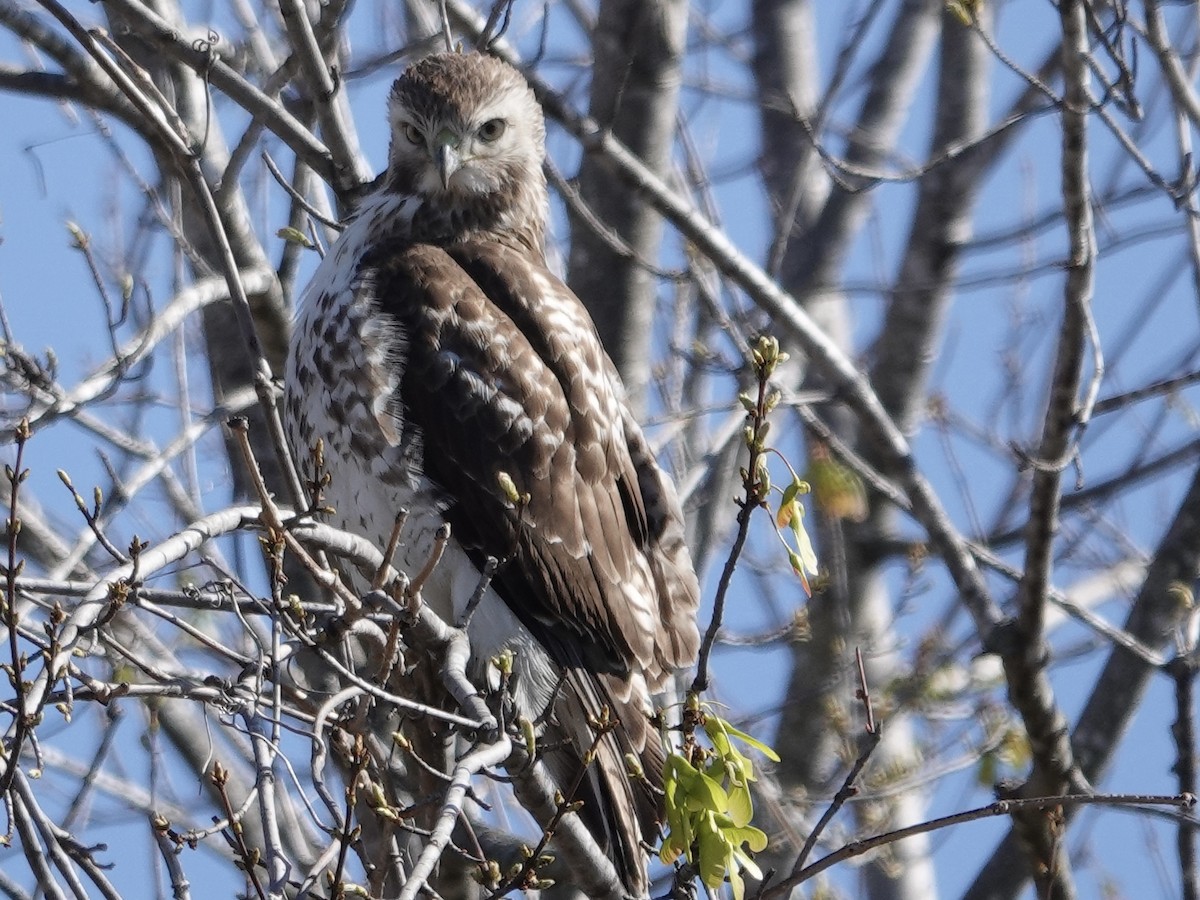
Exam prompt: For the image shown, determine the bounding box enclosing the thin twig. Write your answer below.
[35,2,307,516]
[854,647,876,736]
[151,815,193,900]
[372,510,408,591]
[457,557,497,630]
[782,650,883,881]
[0,418,31,797]
[1170,655,1199,900]
[489,715,616,897]
[766,793,1196,896]
[408,523,450,602]
[329,736,366,897]
[262,150,342,231]
[438,0,453,52]
[211,761,269,900]
[101,0,335,184]
[691,339,782,695]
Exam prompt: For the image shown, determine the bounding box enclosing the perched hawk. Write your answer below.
[285,51,700,897]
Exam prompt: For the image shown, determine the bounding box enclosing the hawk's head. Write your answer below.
[387,52,547,234]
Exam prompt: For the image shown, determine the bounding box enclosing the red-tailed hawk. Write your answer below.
[284,51,700,897]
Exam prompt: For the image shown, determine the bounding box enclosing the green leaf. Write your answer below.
[715,719,782,763]
[776,478,802,527]
[727,781,753,828]
[704,717,733,757]
[659,825,688,865]
[977,751,996,787]
[727,823,769,853]
[946,0,982,26]
[686,766,731,813]
[696,814,731,889]
[729,866,747,900]
[276,226,314,248]
[788,511,819,577]
[496,471,522,504]
[807,451,868,522]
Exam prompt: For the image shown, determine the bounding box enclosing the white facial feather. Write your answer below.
[388,85,541,198]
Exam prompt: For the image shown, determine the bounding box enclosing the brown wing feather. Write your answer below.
[370,237,697,681]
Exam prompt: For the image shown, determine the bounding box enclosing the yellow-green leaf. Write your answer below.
[716,719,782,763]
[728,823,769,853]
[496,471,522,504]
[776,497,798,530]
[696,814,731,888]
[727,781,753,828]
[807,450,868,522]
[276,226,314,248]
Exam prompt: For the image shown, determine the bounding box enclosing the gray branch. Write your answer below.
[565,0,687,409]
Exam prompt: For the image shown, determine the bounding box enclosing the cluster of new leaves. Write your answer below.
[660,704,779,900]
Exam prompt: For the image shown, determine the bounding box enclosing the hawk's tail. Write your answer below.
[539,668,664,899]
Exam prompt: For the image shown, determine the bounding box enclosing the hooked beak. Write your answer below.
[434,130,462,189]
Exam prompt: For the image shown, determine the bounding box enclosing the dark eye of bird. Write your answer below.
[478,119,506,142]
[403,124,422,145]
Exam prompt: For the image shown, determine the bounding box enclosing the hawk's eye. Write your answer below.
[478,118,507,143]
[403,124,422,145]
